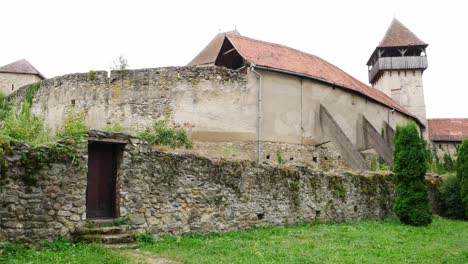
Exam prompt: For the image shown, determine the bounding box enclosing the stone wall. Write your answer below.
[0,139,86,242]
[8,67,250,136]
[0,132,405,242]
[7,66,418,169]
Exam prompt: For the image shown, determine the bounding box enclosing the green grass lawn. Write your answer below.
[143,216,468,264]
[0,240,131,264]
[1,216,467,264]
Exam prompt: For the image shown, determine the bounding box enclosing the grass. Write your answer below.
[1,217,466,264]
[143,216,468,264]
[0,241,132,264]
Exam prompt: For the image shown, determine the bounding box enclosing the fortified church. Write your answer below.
[1,19,467,169]
[1,18,467,244]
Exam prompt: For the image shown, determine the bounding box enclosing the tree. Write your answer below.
[457,139,468,217]
[393,123,432,226]
[112,55,129,71]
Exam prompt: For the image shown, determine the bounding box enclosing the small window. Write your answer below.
[11,84,14,91]
[439,144,442,149]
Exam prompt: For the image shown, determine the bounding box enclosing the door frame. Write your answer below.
[86,139,126,219]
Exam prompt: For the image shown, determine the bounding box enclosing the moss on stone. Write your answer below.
[329,175,346,199]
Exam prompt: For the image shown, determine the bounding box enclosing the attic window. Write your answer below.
[216,41,244,70]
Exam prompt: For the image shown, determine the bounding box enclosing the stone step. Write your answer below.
[77,233,135,244]
[75,225,129,235]
[86,219,114,227]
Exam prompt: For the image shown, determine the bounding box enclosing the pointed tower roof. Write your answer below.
[188,30,240,66]
[378,18,427,48]
[0,59,45,79]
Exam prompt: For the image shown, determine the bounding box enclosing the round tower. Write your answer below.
[367,18,428,132]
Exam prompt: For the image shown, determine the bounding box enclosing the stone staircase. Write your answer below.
[73,219,137,247]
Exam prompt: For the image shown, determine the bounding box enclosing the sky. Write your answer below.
[2,0,467,118]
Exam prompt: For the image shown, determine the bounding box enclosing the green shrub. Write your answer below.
[139,119,192,149]
[393,123,432,226]
[443,153,456,172]
[457,139,468,217]
[0,91,11,120]
[135,231,154,245]
[0,103,49,145]
[0,85,51,145]
[439,174,465,220]
[113,215,129,226]
[87,70,95,80]
[55,111,88,142]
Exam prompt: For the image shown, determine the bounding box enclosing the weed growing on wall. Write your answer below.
[139,119,192,149]
[457,139,468,218]
[393,122,432,226]
[55,111,88,143]
[0,103,49,145]
[87,70,95,80]
[0,84,50,145]
[0,91,11,120]
[0,92,86,185]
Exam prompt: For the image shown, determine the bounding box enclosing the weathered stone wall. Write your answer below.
[1,133,402,242]
[8,67,250,137]
[0,140,86,242]
[0,72,42,96]
[119,137,395,235]
[7,66,418,169]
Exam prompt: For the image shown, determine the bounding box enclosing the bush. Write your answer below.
[135,231,154,245]
[87,70,95,80]
[457,139,468,218]
[443,153,456,172]
[393,123,432,226]
[55,111,88,142]
[0,91,11,120]
[139,119,192,149]
[0,103,49,145]
[439,174,465,220]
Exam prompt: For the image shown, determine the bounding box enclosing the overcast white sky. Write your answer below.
[2,0,467,118]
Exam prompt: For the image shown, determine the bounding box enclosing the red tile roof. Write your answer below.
[378,18,427,48]
[188,30,240,66]
[0,59,45,79]
[225,34,420,123]
[428,118,468,141]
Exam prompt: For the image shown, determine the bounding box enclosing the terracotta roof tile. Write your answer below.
[428,118,468,141]
[225,34,419,123]
[0,59,45,79]
[188,30,240,66]
[378,18,427,48]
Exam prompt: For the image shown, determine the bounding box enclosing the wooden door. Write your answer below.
[86,142,118,219]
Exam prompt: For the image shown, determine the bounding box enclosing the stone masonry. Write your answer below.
[0,131,437,242]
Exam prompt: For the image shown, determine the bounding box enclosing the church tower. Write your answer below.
[367,18,428,129]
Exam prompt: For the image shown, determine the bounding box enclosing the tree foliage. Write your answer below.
[393,123,432,226]
[439,174,465,220]
[457,139,468,217]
